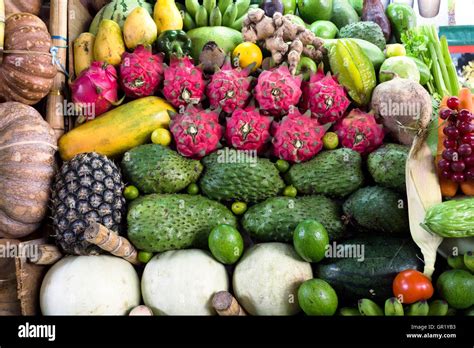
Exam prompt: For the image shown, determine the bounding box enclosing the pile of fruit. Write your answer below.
[5,0,473,316]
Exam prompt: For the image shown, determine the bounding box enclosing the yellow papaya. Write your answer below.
[94,19,125,66]
[154,0,183,34]
[74,33,95,76]
[123,7,158,50]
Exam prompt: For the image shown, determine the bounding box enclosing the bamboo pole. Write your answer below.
[28,245,63,265]
[212,291,247,316]
[46,0,68,139]
[84,223,140,265]
[0,0,5,65]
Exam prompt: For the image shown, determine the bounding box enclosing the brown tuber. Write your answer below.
[242,8,326,74]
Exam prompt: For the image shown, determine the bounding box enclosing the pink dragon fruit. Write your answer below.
[162,55,205,109]
[120,45,164,99]
[71,61,119,122]
[334,109,385,155]
[272,108,326,163]
[225,106,272,153]
[206,57,253,113]
[170,105,223,159]
[301,64,350,124]
[254,65,302,117]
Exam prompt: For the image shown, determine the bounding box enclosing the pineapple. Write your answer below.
[51,152,126,255]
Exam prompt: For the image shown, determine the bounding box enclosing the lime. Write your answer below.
[448,255,468,270]
[309,20,339,39]
[151,128,172,146]
[138,251,154,264]
[464,252,474,272]
[232,201,248,215]
[187,183,200,195]
[283,185,297,197]
[124,185,139,200]
[293,219,329,262]
[275,159,290,173]
[208,224,244,265]
[323,132,339,150]
[386,44,406,58]
[298,278,338,316]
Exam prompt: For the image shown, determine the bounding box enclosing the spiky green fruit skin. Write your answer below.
[367,143,409,191]
[121,144,203,194]
[286,148,364,198]
[343,186,409,236]
[199,148,285,202]
[241,196,346,242]
[127,194,237,252]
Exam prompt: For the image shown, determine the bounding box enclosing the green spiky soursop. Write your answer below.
[127,194,237,252]
[343,186,409,236]
[199,148,285,203]
[121,144,203,194]
[286,148,364,198]
[367,144,409,191]
[241,196,346,242]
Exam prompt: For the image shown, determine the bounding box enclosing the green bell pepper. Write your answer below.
[386,3,417,42]
[156,30,192,58]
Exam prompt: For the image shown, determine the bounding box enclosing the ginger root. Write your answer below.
[242,9,326,74]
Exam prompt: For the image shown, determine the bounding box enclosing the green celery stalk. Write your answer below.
[426,25,453,96]
[428,42,449,96]
[440,35,460,96]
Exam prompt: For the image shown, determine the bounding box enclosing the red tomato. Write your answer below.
[393,269,434,304]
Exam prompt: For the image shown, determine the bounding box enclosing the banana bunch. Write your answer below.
[179,0,256,30]
[339,298,452,316]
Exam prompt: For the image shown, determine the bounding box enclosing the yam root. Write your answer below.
[242,8,326,74]
[84,223,140,265]
[212,291,247,316]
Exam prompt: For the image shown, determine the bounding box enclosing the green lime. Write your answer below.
[447,255,468,270]
[232,201,248,215]
[208,224,244,265]
[138,251,154,263]
[124,185,139,200]
[385,44,406,58]
[296,56,317,81]
[323,132,339,150]
[298,0,333,23]
[309,20,339,39]
[283,185,297,197]
[151,128,172,146]
[464,252,474,273]
[293,219,329,262]
[275,159,290,173]
[298,278,338,316]
[187,183,200,195]
[282,0,297,14]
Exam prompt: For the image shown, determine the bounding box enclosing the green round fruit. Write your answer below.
[283,0,298,15]
[283,185,297,197]
[275,159,290,173]
[298,0,333,23]
[124,185,139,200]
[298,278,338,316]
[323,132,339,150]
[385,44,406,58]
[296,56,317,81]
[187,183,200,195]
[232,201,248,215]
[464,251,474,272]
[379,56,420,83]
[208,224,244,265]
[138,251,154,264]
[436,269,474,309]
[293,219,329,262]
[309,20,338,39]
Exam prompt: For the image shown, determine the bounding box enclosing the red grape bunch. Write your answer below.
[438,96,474,183]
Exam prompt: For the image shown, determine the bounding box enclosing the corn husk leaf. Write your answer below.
[406,135,443,278]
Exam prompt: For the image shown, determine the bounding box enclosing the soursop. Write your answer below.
[286,148,364,198]
[367,143,409,191]
[241,195,346,242]
[121,144,203,194]
[338,21,386,50]
[127,194,237,252]
[199,148,285,203]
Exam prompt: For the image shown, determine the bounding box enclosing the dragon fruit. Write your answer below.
[301,64,350,124]
[206,58,253,113]
[71,61,119,122]
[170,105,223,159]
[334,109,385,155]
[120,45,164,99]
[162,55,205,109]
[254,65,302,117]
[272,108,326,163]
[225,106,272,153]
